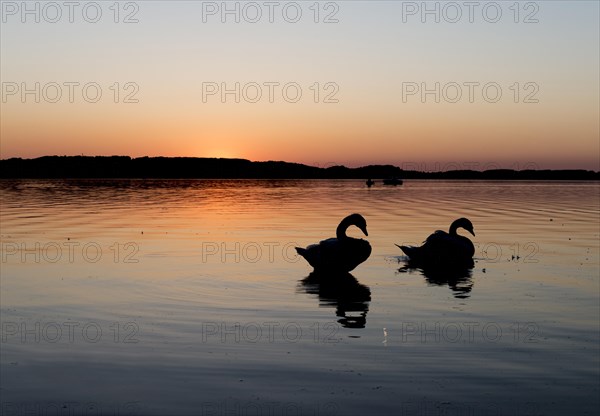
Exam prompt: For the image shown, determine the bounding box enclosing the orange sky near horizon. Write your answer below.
[1,1,599,171]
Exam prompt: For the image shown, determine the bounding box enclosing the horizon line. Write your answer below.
[1,155,598,174]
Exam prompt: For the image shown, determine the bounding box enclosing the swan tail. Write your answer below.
[295,247,308,258]
[396,244,417,258]
[296,246,317,268]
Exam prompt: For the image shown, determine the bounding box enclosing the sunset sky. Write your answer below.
[1,1,599,170]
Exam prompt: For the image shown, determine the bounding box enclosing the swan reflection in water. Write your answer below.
[298,272,371,328]
[398,260,474,299]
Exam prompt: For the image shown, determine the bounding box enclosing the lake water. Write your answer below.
[1,179,598,416]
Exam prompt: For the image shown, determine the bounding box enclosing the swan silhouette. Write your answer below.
[397,218,475,266]
[296,213,372,272]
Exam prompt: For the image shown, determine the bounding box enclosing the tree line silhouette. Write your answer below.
[1,156,598,180]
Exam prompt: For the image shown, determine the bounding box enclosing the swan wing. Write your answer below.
[297,238,371,272]
[423,230,474,263]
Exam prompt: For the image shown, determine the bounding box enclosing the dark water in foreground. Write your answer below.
[1,180,598,415]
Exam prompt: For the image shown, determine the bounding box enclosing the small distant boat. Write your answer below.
[366,179,375,187]
[382,177,403,186]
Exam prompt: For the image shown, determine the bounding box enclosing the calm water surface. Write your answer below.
[1,180,598,415]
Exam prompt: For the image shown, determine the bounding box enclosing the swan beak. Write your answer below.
[469,229,476,236]
[361,226,369,236]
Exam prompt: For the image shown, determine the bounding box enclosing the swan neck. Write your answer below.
[449,222,459,235]
[336,221,349,239]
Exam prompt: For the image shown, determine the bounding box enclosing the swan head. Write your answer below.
[337,213,369,239]
[451,218,475,236]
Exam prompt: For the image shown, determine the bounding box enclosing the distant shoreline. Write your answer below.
[1,156,598,180]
